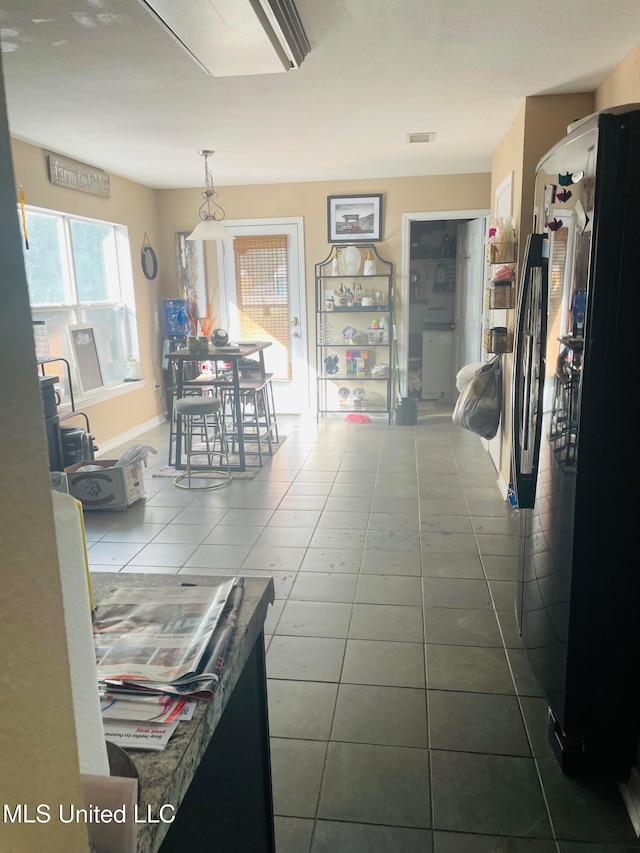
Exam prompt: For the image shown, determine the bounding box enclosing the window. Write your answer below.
[22,206,137,400]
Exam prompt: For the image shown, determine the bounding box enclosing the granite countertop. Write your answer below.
[91,572,275,853]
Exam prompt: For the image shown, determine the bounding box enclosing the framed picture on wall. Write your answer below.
[327,194,382,243]
[67,324,105,395]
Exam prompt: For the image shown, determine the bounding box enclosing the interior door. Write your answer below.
[454,218,485,376]
[218,219,309,414]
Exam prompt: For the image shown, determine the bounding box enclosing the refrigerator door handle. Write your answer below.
[512,233,548,509]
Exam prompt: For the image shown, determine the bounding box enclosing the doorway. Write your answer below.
[400,210,488,407]
[217,218,310,414]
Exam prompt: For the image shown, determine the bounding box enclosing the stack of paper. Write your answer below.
[93,579,244,749]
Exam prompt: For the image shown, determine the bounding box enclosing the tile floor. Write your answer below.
[85,407,640,852]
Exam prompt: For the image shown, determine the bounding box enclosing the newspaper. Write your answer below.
[103,721,179,751]
[94,579,242,699]
[100,694,196,724]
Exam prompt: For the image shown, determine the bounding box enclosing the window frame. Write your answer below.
[22,204,139,403]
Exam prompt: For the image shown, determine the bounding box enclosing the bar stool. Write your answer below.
[220,374,277,467]
[173,396,231,490]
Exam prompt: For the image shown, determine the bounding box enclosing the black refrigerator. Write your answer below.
[512,104,640,778]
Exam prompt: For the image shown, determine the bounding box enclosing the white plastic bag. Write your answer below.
[452,356,502,440]
[114,445,157,468]
[456,361,483,392]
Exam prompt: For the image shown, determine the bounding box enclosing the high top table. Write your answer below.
[168,342,271,472]
[91,572,275,853]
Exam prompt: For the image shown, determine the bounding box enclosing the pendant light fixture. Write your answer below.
[185,150,234,241]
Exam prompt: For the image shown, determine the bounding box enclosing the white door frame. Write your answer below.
[400,209,490,401]
[454,217,488,376]
[216,216,311,414]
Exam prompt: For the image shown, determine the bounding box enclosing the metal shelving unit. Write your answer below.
[315,244,393,421]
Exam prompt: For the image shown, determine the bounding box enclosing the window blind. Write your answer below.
[233,235,291,380]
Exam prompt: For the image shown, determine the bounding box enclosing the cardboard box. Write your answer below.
[65,459,146,511]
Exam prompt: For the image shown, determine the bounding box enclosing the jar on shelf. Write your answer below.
[484,327,513,354]
[489,240,517,264]
[486,284,515,310]
[488,218,517,265]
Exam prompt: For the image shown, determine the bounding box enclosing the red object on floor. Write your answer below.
[345,414,371,423]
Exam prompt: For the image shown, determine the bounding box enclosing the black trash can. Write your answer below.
[395,397,418,426]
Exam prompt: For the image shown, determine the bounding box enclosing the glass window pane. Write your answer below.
[31,308,77,401]
[23,212,67,305]
[24,207,138,396]
[70,220,114,303]
[82,306,127,383]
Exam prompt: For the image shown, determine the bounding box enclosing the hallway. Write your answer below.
[85,407,640,852]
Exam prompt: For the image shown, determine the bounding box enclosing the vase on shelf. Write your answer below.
[342,245,362,275]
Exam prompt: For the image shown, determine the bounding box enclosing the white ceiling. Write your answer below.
[1,0,639,190]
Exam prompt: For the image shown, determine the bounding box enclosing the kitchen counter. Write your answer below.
[91,572,275,853]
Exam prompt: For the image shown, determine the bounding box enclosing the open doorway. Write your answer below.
[400,210,489,406]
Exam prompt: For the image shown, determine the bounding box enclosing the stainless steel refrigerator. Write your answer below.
[512,104,640,778]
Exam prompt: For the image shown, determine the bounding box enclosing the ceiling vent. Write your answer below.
[407,132,436,144]
[138,0,310,77]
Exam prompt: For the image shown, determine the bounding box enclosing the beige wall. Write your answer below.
[9,137,167,447]
[491,102,526,249]
[596,44,640,109]
[1,66,88,852]
[158,173,491,375]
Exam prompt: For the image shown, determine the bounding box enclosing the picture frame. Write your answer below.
[327,194,382,243]
[67,324,105,395]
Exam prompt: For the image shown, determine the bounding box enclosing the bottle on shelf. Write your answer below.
[363,249,376,275]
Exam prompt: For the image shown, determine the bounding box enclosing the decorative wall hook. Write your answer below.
[556,189,572,203]
[558,170,584,186]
